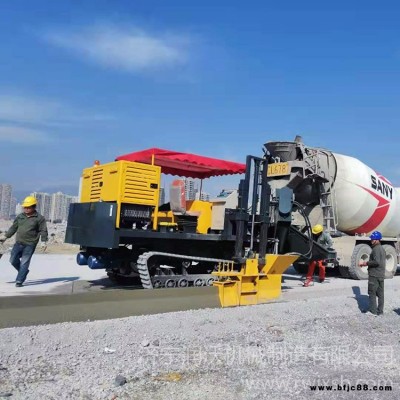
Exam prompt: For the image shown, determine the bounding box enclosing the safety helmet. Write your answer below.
[312,224,323,235]
[22,196,37,207]
[369,231,382,241]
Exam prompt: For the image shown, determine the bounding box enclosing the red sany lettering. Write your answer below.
[347,185,390,235]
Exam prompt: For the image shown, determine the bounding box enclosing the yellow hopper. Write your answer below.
[212,254,298,307]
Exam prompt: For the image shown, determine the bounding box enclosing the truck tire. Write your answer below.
[382,244,398,279]
[348,244,370,280]
[293,262,308,275]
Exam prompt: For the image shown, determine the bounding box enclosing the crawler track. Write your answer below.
[136,251,233,289]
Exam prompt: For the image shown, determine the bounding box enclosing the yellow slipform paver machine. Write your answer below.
[66,147,336,307]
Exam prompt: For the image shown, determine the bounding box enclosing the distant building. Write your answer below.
[64,195,78,221]
[0,184,13,219]
[15,203,22,215]
[196,191,210,201]
[0,185,79,221]
[32,192,52,220]
[9,197,17,218]
[50,192,78,222]
[50,192,65,222]
[159,187,165,205]
[184,178,197,201]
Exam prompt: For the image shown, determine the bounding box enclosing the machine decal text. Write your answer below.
[371,175,393,200]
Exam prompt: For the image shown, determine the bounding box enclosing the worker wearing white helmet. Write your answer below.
[0,196,48,287]
[303,224,333,287]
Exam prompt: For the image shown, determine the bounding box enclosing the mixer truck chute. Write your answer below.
[265,137,399,280]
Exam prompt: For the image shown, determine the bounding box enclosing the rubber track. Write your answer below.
[136,251,233,289]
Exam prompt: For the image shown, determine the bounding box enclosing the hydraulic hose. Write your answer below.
[287,201,314,259]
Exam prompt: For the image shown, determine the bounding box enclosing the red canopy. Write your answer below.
[116,148,246,179]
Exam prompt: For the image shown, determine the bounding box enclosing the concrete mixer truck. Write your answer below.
[265,136,399,280]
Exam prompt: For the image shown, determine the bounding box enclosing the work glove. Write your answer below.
[39,241,47,252]
[0,235,7,243]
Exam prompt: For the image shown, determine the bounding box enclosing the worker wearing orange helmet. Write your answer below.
[303,224,333,287]
[0,196,48,287]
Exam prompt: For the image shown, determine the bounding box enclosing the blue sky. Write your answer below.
[1,0,400,198]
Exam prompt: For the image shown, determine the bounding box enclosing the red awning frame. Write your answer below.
[116,148,246,179]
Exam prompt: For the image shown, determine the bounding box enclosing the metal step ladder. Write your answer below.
[320,185,337,233]
[302,148,329,182]
[304,148,338,233]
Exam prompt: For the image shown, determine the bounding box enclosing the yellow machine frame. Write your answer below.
[156,199,213,234]
[80,160,214,233]
[80,160,161,229]
[213,255,299,307]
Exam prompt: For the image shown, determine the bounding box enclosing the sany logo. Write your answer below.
[348,174,392,234]
[371,174,393,200]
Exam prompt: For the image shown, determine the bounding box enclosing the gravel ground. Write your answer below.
[1,279,400,400]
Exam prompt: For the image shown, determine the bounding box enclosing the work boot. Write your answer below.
[15,282,23,287]
[363,311,377,316]
[319,278,325,283]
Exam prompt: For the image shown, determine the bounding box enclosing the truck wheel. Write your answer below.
[293,262,308,275]
[382,244,398,279]
[349,244,370,280]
